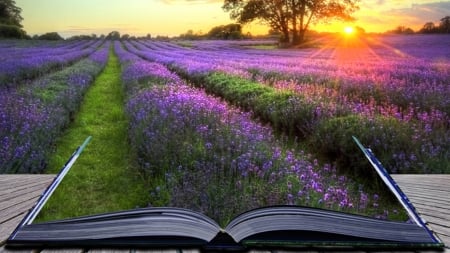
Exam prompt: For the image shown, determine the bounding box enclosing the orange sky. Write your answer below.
[15,0,450,38]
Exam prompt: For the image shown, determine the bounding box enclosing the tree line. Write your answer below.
[419,16,450,34]
[389,16,450,35]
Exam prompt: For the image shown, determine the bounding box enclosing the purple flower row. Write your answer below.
[116,42,399,223]
[0,40,104,87]
[132,38,449,121]
[123,38,449,173]
[0,41,110,173]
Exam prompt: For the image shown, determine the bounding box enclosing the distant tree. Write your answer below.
[121,34,130,40]
[403,27,414,34]
[267,28,282,37]
[390,26,414,34]
[420,22,436,33]
[208,23,243,40]
[106,31,120,40]
[223,0,360,45]
[354,26,365,35]
[439,16,450,33]
[179,29,203,40]
[38,32,64,40]
[67,34,98,40]
[154,35,170,41]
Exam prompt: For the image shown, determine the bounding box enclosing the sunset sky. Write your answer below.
[15,0,450,38]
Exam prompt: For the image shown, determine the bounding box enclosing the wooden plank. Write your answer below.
[0,215,24,244]
[0,183,50,212]
[0,175,55,247]
[393,175,450,250]
[0,177,54,199]
[0,197,40,224]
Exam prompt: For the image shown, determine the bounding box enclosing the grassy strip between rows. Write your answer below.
[36,47,148,222]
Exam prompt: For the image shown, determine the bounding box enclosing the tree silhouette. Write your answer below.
[440,16,450,33]
[223,0,359,46]
[106,31,121,40]
[0,0,23,27]
[38,32,63,40]
[420,22,436,34]
[0,0,27,38]
[208,23,244,39]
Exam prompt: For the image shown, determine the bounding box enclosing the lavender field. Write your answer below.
[124,35,449,175]
[1,34,449,223]
[1,40,109,173]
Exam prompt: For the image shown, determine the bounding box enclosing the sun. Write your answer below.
[344,26,354,35]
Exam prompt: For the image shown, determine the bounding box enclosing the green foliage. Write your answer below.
[203,72,334,138]
[310,115,420,175]
[31,60,100,121]
[107,31,120,40]
[0,23,26,38]
[37,32,64,40]
[205,72,271,109]
[207,23,244,40]
[0,0,23,27]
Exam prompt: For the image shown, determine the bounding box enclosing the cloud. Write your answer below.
[355,1,450,31]
[385,1,450,25]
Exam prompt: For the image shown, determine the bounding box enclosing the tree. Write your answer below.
[354,26,365,35]
[439,16,450,33]
[390,26,414,34]
[0,0,27,38]
[0,0,23,27]
[106,31,120,40]
[420,22,436,33]
[208,23,244,39]
[0,23,25,38]
[37,32,64,40]
[223,0,359,45]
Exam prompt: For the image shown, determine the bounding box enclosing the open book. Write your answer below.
[6,137,444,250]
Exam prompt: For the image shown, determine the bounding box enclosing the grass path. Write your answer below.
[38,47,148,222]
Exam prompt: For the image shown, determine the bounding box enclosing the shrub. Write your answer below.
[0,24,26,38]
[309,115,419,175]
[37,32,64,41]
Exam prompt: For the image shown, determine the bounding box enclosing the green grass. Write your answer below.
[37,47,148,222]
